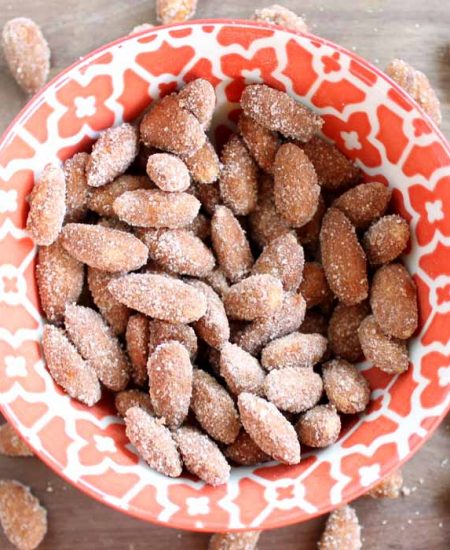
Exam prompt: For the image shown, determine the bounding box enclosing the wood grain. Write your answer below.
[0,1,449,549]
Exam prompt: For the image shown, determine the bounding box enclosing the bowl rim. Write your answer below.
[0,18,449,532]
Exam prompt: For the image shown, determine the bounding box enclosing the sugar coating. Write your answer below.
[328,302,369,362]
[148,341,192,428]
[109,273,206,323]
[88,174,150,216]
[189,280,230,349]
[238,113,280,174]
[367,469,403,499]
[140,94,205,156]
[333,181,391,229]
[219,135,258,216]
[252,232,304,292]
[174,426,230,486]
[26,163,66,246]
[211,206,254,283]
[145,228,215,277]
[113,188,200,228]
[204,267,230,298]
[42,325,101,406]
[65,304,130,391]
[358,315,409,374]
[264,367,323,413]
[248,176,290,248]
[115,389,153,417]
[61,223,148,272]
[209,530,261,550]
[125,314,150,386]
[299,136,360,192]
[385,59,441,125]
[261,332,327,370]
[195,181,222,214]
[238,393,300,464]
[240,84,322,142]
[191,370,240,444]
[296,404,341,448]
[156,0,198,25]
[320,208,369,306]
[87,267,130,335]
[252,4,308,33]
[318,505,362,550]
[225,274,283,321]
[235,292,306,355]
[298,262,331,308]
[224,430,270,466]
[220,342,265,396]
[273,143,320,228]
[0,424,33,457]
[322,359,370,414]
[183,140,220,184]
[296,194,326,248]
[146,153,190,192]
[36,239,84,324]
[87,123,138,187]
[370,263,418,339]
[363,214,410,265]
[125,406,182,477]
[177,78,216,128]
[0,480,48,550]
[148,319,198,359]
[2,17,50,94]
[64,152,90,222]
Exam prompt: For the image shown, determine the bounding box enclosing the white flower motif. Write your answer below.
[93,435,117,453]
[242,69,262,84]
[5,355,27,377]
[0,190,18,213]
[359,464,380,487]
[341,131,362,150]
[186,496,210,516]
[425,200,444,223]
[0,266,25,306]
[437,366,450,387]
[74,96,96,118]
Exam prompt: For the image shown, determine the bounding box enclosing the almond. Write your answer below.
[296,193,326,249]
[224,274,283,320]
[328,302,369,362]
[318,505,362,550]
[298,262,332,308]
[261,332,327,370]
[296,404,341,448]
[156,0,198,24]
[115,389,153,417]
[209,531,261,550]
[108,273,207,323]
[183,140,220,184]
[26,164,66,246]
[322,359,370,414]
[177,78,215,128]
[238,392,300,464]
[64,152,90,222]
[87,174,150,216]
[194,181,221,214]
[252,4,308,32]
[367,469,403,499]
[264,367,323,413]
[125,314,150,386]
[146,153,190,192]
[148,319,198,359]
[238,113,280,174]
[204,268,230,298]
[320,208,368,305]
[363,215,410,265]
[0,424,33,457]
[370,263,418,339]
[220,342,265,396]
[333,181,391,229]
[224,430,270,466]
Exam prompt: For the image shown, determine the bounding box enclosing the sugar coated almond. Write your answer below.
[183,140,220,184]
[64,152,90,222]
[252,4,308,32]
[177,78,215,128]
[224,430,270,466]
[238,113,280,174]
[363,214,410,265]
[146,153,190,192]
[125,314,150,386]
[318,505,362,550]
[296,404,341,448]
[87,174,150,217]
[322,359,370,414]
[333,181,391,229]
[328,302,369,362]
[220,342,265,396]
[264,366,323,413]
[224,274,283,321]
[115,389,153,417]
[261,332,327,370]
[148,319,198,359]
[0,424,33,457]
[209,531,261,550]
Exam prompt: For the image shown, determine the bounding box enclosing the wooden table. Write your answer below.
[0,1,449,548]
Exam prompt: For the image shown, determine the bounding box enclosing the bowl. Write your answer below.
[0,19,449,532]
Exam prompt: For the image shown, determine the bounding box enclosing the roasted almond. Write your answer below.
[125,314,150,386]
[296,404,341,448]
[211,206,254,282]
[224,274,283,320]
[333,181,391,229]
[174,426,231,486]
[298,261,332,308]
[240,84,322,141]
[204,267,230,298]
[86,123,138,187]
[114,189,200,228]
[367,469,403,499]
[322,359,370,414]
[125,406,182,477]
[36,239,84,323]
[273,143,320,227]
[261,332,327,370]
[320,208,368,305]
[224,430,270,466]
[296,193,326,249]
[370,263,418,339]
[64,152,90,222]
[318,505,362,550]
[363,215,410,265]
[191,370,240,444]
[0,424,33,457]
[177,78,215,128]
[238,392,300,464]
[148,319,198,359]
[264,366,323,413]
[148,341,193,428]
[209,531,261,550]
[60,223,148,272]
[219,135,258,215]
[328,302,369,362]
[26,164,66,246]
[194,181,221,214]
[220,342,265,396]
[42,325,101,406]
[115,389,153,417]
[87,174,150,216]
[108,273,207,323]
[238,113,280,174]
[358,315,409,374]
[252,4,308,32]
[146,153,190,192]
[183,139,220,184]
[156,0,198,24]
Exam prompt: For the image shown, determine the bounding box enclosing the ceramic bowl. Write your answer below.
[0,20,449,532]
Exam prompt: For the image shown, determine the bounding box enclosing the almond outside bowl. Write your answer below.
[0,20,449,532]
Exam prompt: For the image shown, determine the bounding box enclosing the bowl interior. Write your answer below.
[0,20,449,532]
